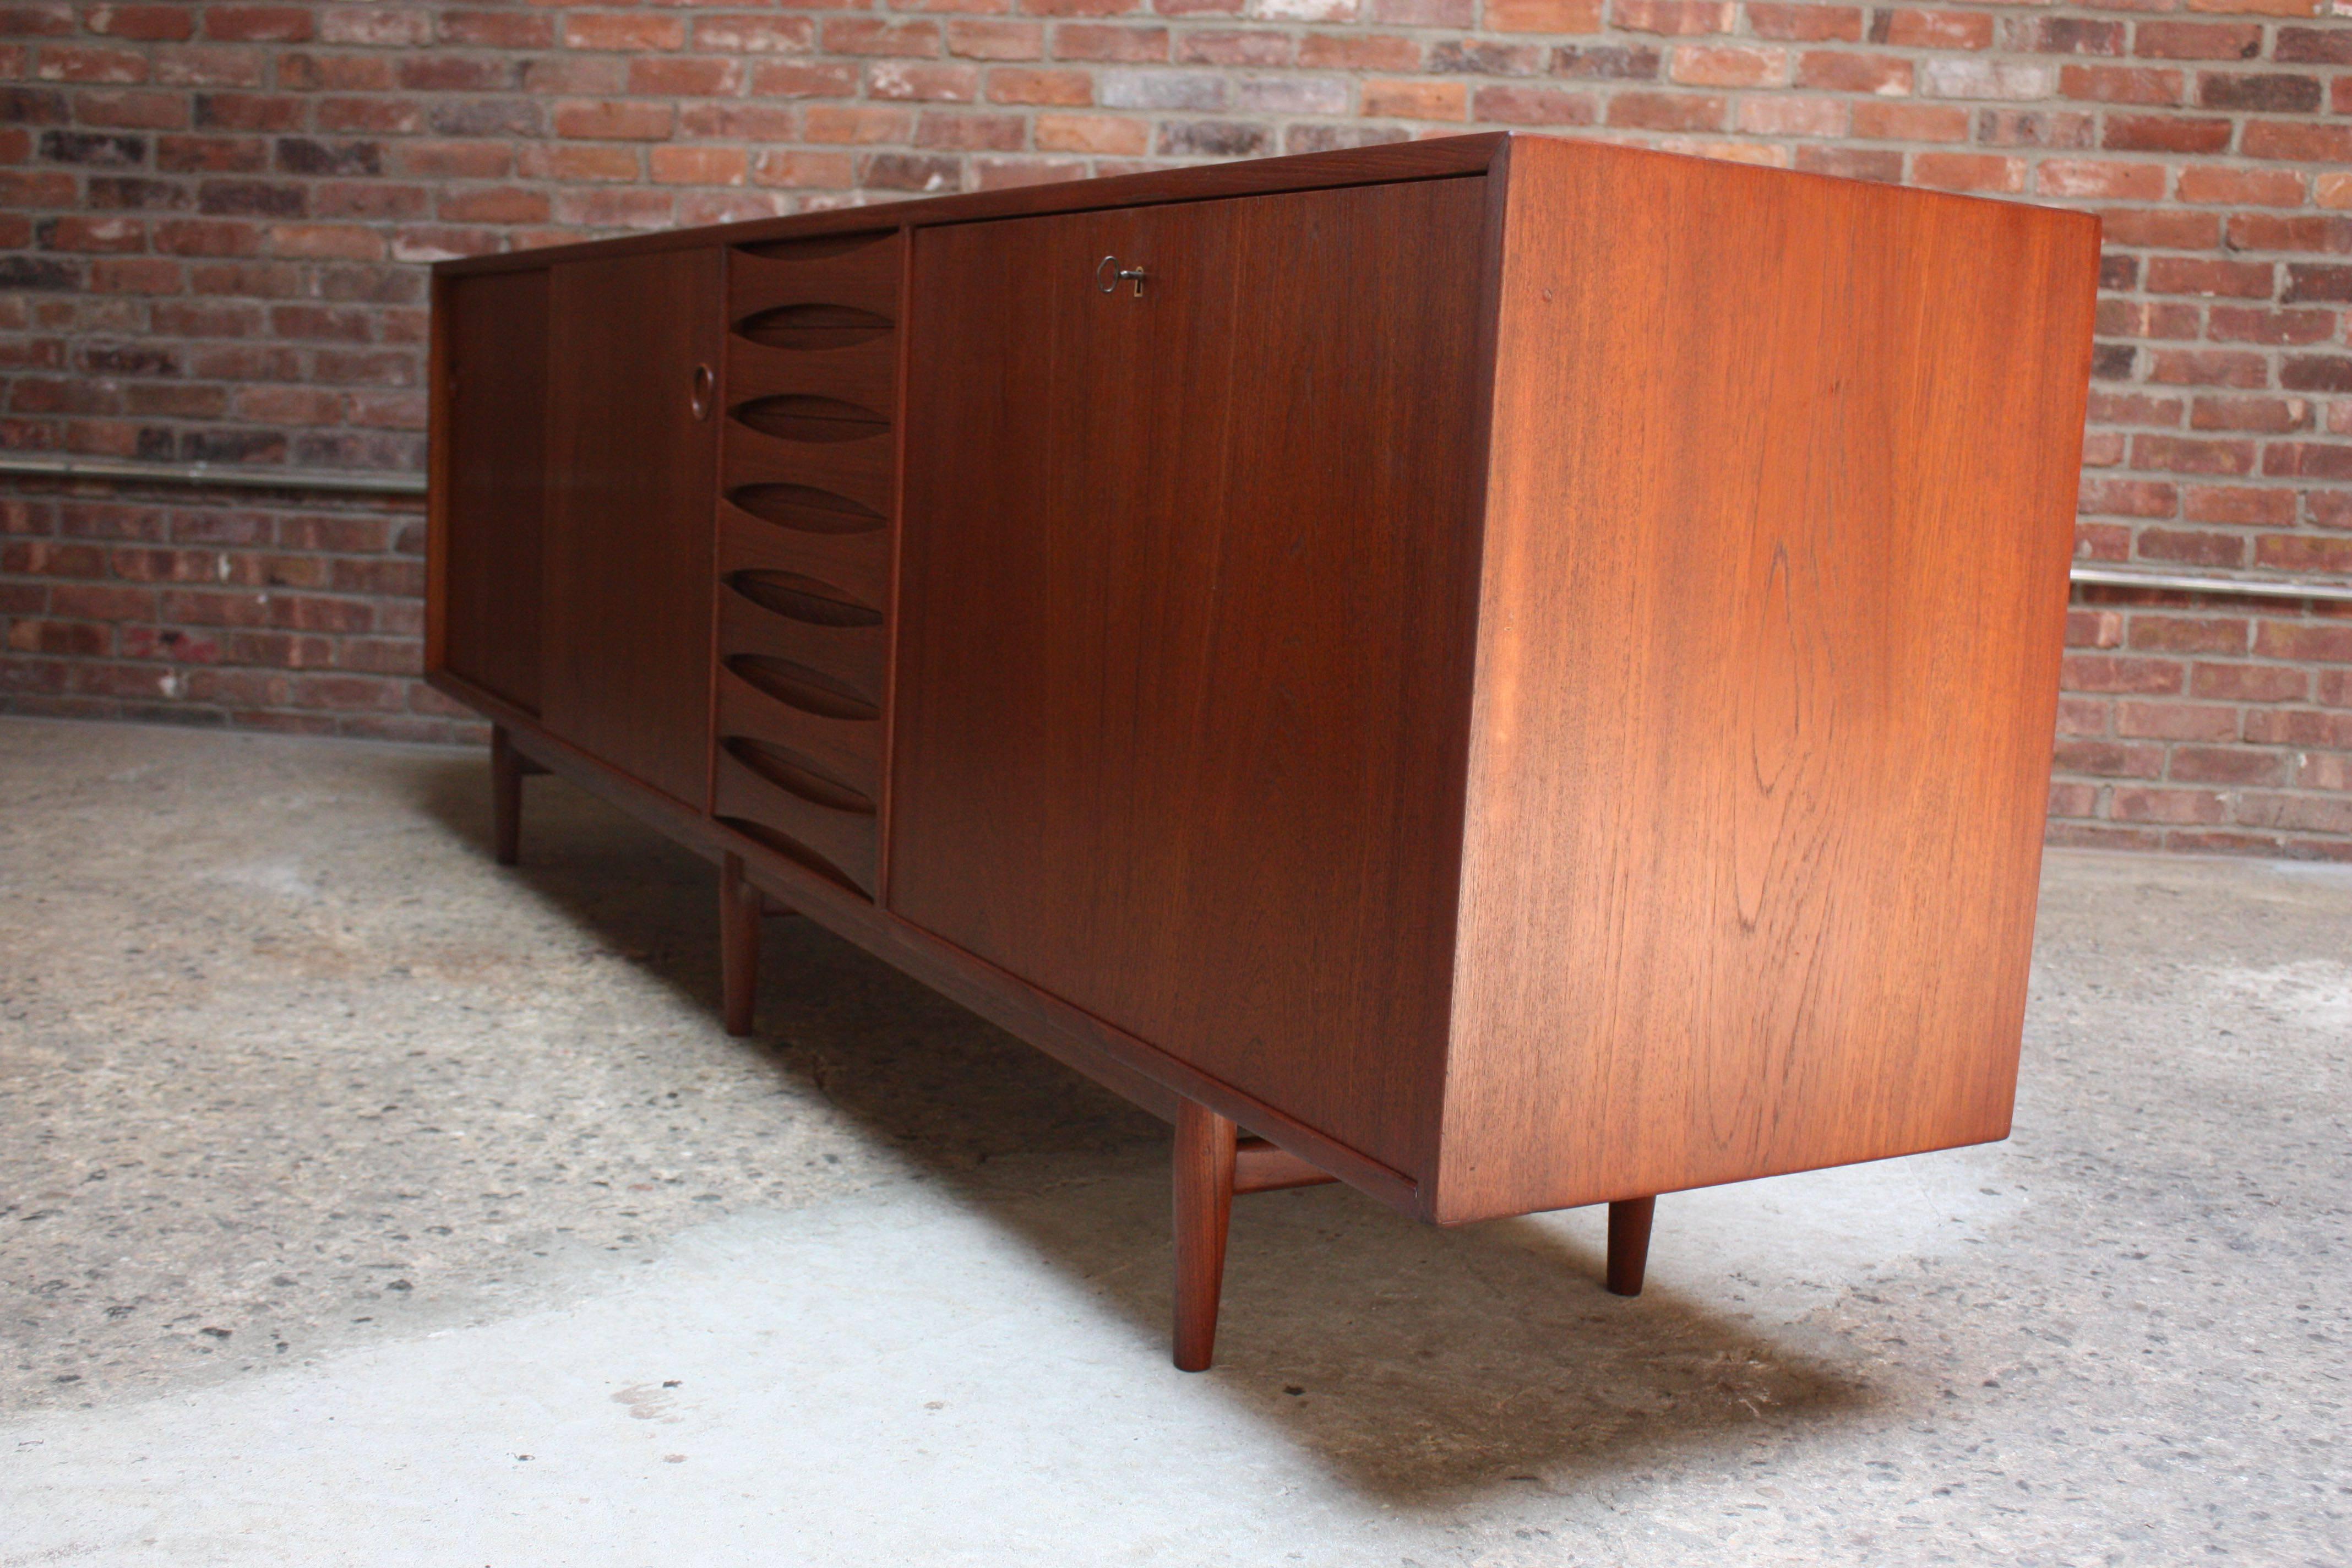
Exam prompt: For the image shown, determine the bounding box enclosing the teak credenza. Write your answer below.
[427,133,2100,1371]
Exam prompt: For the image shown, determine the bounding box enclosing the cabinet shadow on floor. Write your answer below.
[413,758,1883,1502]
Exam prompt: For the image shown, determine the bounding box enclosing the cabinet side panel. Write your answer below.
[1436,141,2100,1222]
[438,268,549,714]
[541,248,723,808]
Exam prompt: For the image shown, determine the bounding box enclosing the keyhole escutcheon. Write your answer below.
[1095,255,1148,298]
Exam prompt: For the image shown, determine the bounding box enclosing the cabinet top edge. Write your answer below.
[432,133,1511,278]
[431,129,2099,280]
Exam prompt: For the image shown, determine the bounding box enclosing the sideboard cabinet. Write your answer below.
[428,134,2099,1370]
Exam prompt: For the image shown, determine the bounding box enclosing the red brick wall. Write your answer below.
[2,0,2349,850]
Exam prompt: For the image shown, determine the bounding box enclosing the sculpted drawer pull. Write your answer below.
[690,363,715,421]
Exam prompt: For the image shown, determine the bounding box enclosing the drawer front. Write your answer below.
[718,500,892,616]
[717,584,887,711]
[716,665,884,812]
[713,746,879,897]
[714,228,902,900]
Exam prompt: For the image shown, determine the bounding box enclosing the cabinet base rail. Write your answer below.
[500,738,1656,1373]
[500,725,1659,1372]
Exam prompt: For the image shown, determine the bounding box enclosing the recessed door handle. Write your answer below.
[690,363,715,421]
[1095,255,1148,298]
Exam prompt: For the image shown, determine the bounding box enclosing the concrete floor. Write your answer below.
[0,716,2345,1566]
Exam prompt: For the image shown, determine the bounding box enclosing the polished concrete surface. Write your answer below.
[1,715,2345,1566]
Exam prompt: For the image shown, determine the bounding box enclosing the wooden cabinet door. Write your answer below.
[541,248,723,808]
[437,267,548,714]
[889,178,1490,1175]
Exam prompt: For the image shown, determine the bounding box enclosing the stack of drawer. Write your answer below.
[711,230,902,899]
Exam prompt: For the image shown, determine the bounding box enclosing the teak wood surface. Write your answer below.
[427,135,2098,1267]
[540,248,723,812]
[1431,137,2099,1221]
[431,266,548,715]
[889,177,1488,1180]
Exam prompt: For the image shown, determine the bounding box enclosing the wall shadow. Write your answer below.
[407,754,1884,1502]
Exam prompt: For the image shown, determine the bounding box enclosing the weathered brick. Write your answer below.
[1472,84,1597,125]
[1053,23,1170,62]
[1550,43,1661,79]
[2178,167,2305,208]
[2103,113,2233,154]
[2243,121,2352,163]
[2057,65,2184,106]
[1157,119,1271,157]
[1914,152,2024,193]
[1793,146,1903,183]
[1607,0,1729,34]
[1362,78,1467,121]
[2054,738,2167,777]
[2206,306,2334,345]
[2196,72,2325,113]
[2192,662,2308,703]
[2132,22,2261,62]
[2229,215,2352,254]
[1848,101,1965,140]
[2256,535,2352,575]
[1976,108,2093,150]
[865,60,978,101]
[2036,159,2163,201]
[1428,39,1544,75]
[2144,258,2274,300]
[2164,747,2277,790]
[946,20,1046,60]
[203,7,313,43]
[2138,527,2249,567]
[2108,787,2228,825]
[1735,95,1844,137]
[2191,396,2312,434]
[2117,698,2241,739]
[1794,51,1909,95]
[1034,111,1150,153]
[2063,655,2187,695]
[552,100,673,141]
[86,6,195,42]
[1606,89,1721,130]
[1485,0,1603,30]
[1919,58,2054,100]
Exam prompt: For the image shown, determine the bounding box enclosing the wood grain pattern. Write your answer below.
[723,421,895,522]
[728,233,904,326]
[726,337,898,422]
[717,586,887,710]
[1432,138,2100,1223]
[429,663,1423,1218]
[715,665,883,801]
[717,501,892,613]
[432,139,2098,1347]
[435,267,548,712]
[1172,1099,1237,1373]
[541,247,723,807]
[439,137,1506,280]
[713,746,880,896]
[1233,1137,1335,1196]
[888,177,1490,1181]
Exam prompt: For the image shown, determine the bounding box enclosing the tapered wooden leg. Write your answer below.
[491,725,524,867]
[720,852,761,1037]
[1172,1099,1237,1373]
[1606,1196,1656,1297]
